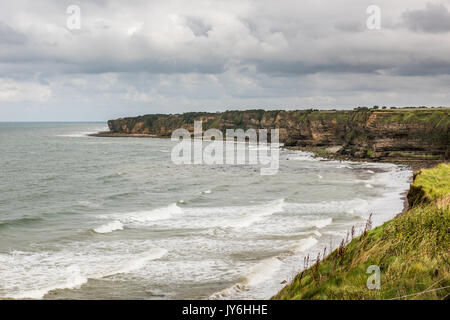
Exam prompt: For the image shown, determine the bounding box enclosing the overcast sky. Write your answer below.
[0,0,449,121]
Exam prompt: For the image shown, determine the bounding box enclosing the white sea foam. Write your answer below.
[324,230,347,237]
[9,267,90,300]
[157,199,287,230]
[99,249,168,277]
[336,164,352,169]
[312,218,333,229]
[93,220,124,234]
[364,167,411,226]
[2,124,414,301]
[293,236,319,253]
[283,198,369,215]
[249,145,271,151]
[77,200,102,208]
[56,127,108,138]
[245,257,283,286]
[286,151,320,161]
[210,235,320,300]
[227,199,285,228]
[106,203,183,225]
[97,200,285,230]
[210,257,283,299]
[0,245,167,299]
[313,230,322,237]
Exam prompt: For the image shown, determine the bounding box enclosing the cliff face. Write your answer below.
[106,109,449,160]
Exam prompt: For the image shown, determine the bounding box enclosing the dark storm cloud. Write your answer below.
[0,0,449,120]
[391,59,450,76]
[71,59,226,75]
[1,1,450,78]
[402,3,450,33]
[185,17,212,37]
[253,60,388,76]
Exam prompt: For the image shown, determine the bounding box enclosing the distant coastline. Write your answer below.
[91,107,449,171]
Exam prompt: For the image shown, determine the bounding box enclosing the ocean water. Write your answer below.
[0,123,412,300]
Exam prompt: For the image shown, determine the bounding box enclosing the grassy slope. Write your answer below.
[410,165,450,205]
[273,164,450,300]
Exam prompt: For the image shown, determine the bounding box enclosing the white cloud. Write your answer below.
[0,78,51,102]
[0,0,449,120]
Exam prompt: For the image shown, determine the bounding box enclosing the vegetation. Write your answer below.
[388,152,442,160]
[408,164,450,207]
[111,108,449,134]
[273,164,450,300]
[107,108,449,161]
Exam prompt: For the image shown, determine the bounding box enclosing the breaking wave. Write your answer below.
[93,220,124,234]
[0,246,167,299]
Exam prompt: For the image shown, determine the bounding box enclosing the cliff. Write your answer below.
[101,108,449,161]
[272,164,450,300]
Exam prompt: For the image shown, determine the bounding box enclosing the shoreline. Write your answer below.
[284,145,445,172]
[273,163,449,300]
[90,129,423,298]
[90,129,439,216]
[89,131,161,138]
[90,131,445,171]
[283,146,445,216]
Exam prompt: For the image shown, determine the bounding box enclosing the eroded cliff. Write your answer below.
[103,109,449,161]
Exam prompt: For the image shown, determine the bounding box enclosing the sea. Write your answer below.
[0,122,412,299]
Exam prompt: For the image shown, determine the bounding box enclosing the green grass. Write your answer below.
[109,108,449,140]
[273,164,450,300]
[388,152,442,160]
[410,164,450,203]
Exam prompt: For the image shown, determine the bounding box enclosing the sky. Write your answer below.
[0,0,449,121]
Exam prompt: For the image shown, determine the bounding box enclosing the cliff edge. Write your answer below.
[100,108,449,162]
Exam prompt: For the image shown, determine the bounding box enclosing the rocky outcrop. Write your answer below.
[104,109,449,160]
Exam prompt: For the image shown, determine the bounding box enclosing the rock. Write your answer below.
[105,109,449,161]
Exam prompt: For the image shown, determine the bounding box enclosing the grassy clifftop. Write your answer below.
[273,164,450,300]
[408,165,450,208]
